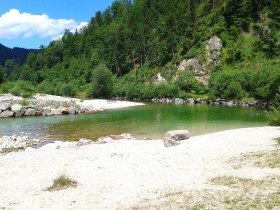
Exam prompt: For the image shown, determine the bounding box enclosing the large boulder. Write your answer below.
[24,108,38,116]
[0,103,11,111]
[0,110,14,118]
[50,108,62,115]
[59,107,69,115]
[68,107,77,114]
[163,130,190,147]
[11,104,26,117]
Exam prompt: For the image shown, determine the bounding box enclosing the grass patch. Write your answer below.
[209,176,266,189]
[228,149,280,169]
[127,148,280,210]
[1,146,25,154]
[47,175,77,191]
[275,137,280,145]
[128,176,280,210]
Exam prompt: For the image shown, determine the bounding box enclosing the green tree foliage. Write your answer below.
[0,0,279,103]
[0,81,36,98]
[0,66,4,84]
[87,64,113,98]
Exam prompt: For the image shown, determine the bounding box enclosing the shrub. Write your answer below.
[8,81,36,98]
[59,83,78,97]
[87,64,113,98]
[47,175,77,191]
[0,82,14,94]
[175,70,206,94]
[266,107,280,126]
[223,81,245,100]
[152,83,179,98]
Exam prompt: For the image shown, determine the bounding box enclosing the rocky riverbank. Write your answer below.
[0,133,135,154]
[148,97,268,108]
[0,94,144,118]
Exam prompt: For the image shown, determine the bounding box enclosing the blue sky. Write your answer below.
[0,0,115,49]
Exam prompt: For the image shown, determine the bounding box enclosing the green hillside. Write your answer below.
[0,0,279,105]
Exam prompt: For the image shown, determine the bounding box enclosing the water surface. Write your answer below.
[0,104,266,141]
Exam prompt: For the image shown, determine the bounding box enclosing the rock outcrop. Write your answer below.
[205,35,223,67]
[178,57,204,75]
[154,73,166,84]
[177,36,223,85]
[178,57,210,85]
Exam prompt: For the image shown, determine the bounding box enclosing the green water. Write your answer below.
[0,104,267,141]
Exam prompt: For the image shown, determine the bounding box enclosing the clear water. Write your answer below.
[0,104,267,141]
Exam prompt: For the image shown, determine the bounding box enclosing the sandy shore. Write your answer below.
[0,126,279,209]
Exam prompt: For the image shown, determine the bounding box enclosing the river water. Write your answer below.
[0,103,266,141]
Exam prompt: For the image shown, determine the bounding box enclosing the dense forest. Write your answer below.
[0,44,33,65]
[0,0,279,107]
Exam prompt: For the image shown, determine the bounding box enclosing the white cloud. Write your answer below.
[53,21,88,41]
[0,9,87,40]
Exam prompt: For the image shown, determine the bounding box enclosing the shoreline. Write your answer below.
[0,126,279,209]
[0,93,267,120]
[0,94,144,118]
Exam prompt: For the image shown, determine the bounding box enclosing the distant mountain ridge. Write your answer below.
[0,43,34,65]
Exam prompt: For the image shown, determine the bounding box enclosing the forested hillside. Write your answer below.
[0,0,279,105]
[0,43,33,65]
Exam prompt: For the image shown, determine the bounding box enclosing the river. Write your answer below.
[0,103,266,141]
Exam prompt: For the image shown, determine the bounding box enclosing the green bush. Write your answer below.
[223,81,245,100]
[209,62,280,102]
[0,82,14,94]
[59,83,78,97]
[7,81,36,98]
[266,107,280,126]
[152,83,179,98]
[87,64,113,98]
[175,70,206,94]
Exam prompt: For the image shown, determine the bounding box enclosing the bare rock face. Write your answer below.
[178,57,203,75]
[206,36,223,67]
[154,73,166,84]
[178,57,209,85]
[163,130,190,147]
